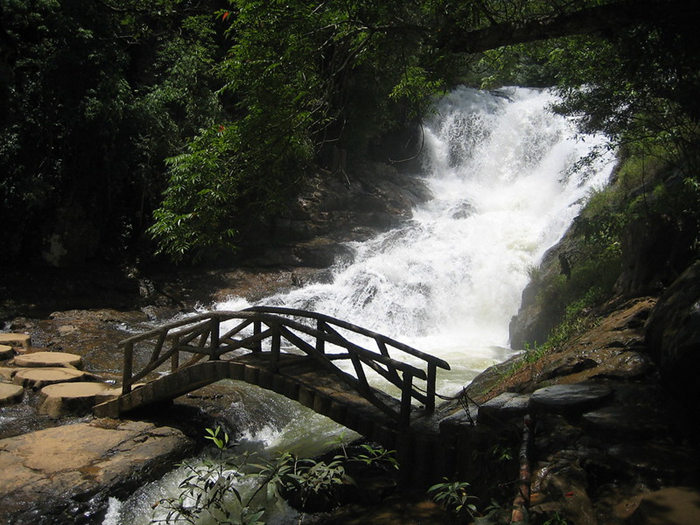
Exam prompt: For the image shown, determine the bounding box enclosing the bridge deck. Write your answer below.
[95,353,435,449]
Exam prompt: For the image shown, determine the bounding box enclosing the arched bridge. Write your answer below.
[95,307,451,448]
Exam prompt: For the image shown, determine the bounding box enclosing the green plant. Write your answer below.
[154,427,267,525]
[428,478,479,519]
[542,511,570,525]
[353,443,400,470]
[252,451,354,514]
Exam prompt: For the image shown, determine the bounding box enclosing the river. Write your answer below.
[104,86,616,524]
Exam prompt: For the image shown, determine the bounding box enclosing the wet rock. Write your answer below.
[0,419,194,524]
[581,405,660,439]
[530,383,613,414]
[646,260,700,412]
[477,392,530,425]
[628,487,700,525]
[607,442,700,484]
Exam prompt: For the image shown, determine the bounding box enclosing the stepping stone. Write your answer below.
[12,367,87,389]
[14,351,82,369]
[39,382,113,417]
[0,333,30,351]
[0,382,24,407]
[0,367,17,381]
[0,345,13,360]
[530,383,612,414]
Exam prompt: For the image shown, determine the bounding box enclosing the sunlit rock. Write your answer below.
[14,351,83,369]
[0,383,24,407]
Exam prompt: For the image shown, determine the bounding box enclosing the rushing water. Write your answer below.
[105,86,616,524]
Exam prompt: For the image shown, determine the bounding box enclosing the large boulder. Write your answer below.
[645,260,700,413]
[0,420,194,524]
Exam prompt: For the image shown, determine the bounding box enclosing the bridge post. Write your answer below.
[210,317,220,358]
[400,372,414,428]
[426,363,437,412]
[271,322,280,372]
[316,319,326,354]
[253,320,262,352]
[122,342,133,394]
[171,335,180,371]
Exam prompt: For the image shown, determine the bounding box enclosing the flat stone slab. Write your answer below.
[14,351,83,369]
[0,420,194,522]
[0,383,24,407]
[12,367,87,389]
[477,392,531,424]
[0,333,30,349]
[39,382,113,417]
[582,405,660,439]
[530,383,613,414]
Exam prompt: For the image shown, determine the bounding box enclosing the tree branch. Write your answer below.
[437,0,674,54]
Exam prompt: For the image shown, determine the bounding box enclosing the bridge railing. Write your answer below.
[118,307,450,427]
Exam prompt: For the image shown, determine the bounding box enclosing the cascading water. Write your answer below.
[223,86,615,392]
[104,86,616,524]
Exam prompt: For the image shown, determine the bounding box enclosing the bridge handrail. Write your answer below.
[244,306,451,370]
[117,307,450,426]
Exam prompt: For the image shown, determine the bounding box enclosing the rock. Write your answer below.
[12,367,87,389]
[39,382,114,417]
[0,382,24,406]
[0,420,194,524]
[14,351,83,369]
[0,332,30,350]
[530,383,613,414]
[628,487,700,525]
[646,260,700,413]
[477,392,530,425]
[581,406,660,439]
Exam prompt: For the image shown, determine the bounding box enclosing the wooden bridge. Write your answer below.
[95,307,451,449]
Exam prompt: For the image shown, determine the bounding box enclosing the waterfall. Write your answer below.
[105,86,616,524]
[222,86,615,393]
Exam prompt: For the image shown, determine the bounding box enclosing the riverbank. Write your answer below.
[2,273,700,524]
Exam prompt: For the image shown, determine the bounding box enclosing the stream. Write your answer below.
[104,86,616,524]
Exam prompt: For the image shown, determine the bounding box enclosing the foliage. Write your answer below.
[154,428,397,524]
[428,478,479,519]
[155,427,265,525]
[354,443,400,470]
[148,0,452,260]
[4,0,700,263]
[252,451,353,512]
[0,0,225,264]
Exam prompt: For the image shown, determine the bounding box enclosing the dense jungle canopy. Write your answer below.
[1,0,698,266]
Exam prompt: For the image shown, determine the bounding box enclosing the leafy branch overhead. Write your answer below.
[2,0,698,263]
[148,0,700,261]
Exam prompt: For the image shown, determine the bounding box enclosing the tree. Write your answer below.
[0,0,226,265]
